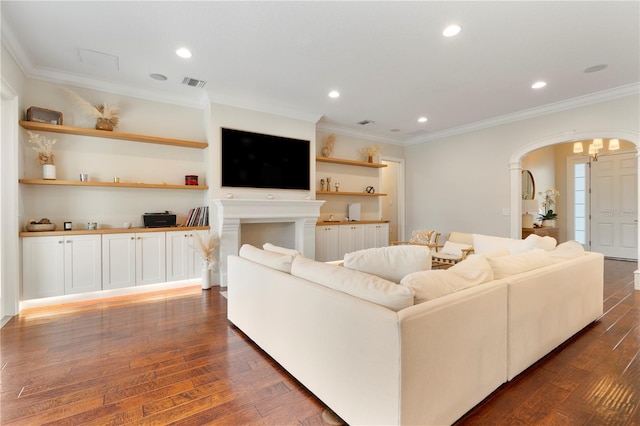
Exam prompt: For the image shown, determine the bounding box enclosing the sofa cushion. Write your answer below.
[486,249,553,279]
[473,234,528,254]
[291,256,414,311]
[400,255,494,303]
[548,240,585,261]
[239,244,294,273]
[263,242,301,257]
[523,234,557,251]
[343,245,431,283]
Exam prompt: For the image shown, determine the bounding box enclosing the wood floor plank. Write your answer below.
[2,259,638,425]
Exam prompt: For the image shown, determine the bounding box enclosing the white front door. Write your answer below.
[591,152,638,259]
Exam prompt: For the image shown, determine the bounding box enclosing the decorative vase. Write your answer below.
[42,164,56,180]
[201,262,212,290]
[542,219,556,228]
[321,147,330,157]
[368,155,373,163]
[95,118,114,131]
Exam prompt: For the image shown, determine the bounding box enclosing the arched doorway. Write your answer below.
[509,129,640,290]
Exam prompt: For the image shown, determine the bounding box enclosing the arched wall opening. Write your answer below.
[509,128,640,289]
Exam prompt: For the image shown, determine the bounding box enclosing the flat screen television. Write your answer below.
[221,128,310,190]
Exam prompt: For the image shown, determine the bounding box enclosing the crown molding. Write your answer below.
[404,83,640,146]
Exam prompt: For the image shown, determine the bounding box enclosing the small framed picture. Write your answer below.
[26,107,63,125]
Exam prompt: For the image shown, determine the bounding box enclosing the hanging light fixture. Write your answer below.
[573,138,621,161]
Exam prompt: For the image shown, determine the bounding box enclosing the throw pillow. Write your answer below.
[291,256,414,311]
[548,240,585,261]
[486,249,553,279]
[263,242,302,257]
[239,244,294,273]
[343,245,432,283]
[440,241,473,257]
[473,234,528,254]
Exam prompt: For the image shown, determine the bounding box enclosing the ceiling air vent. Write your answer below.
[182,77,207,88]
[357,120,375,126]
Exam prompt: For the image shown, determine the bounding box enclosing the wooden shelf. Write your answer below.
[19,121,208,149]
[316,156,387,168]
[19,179,209,190]
[316,191,386,197]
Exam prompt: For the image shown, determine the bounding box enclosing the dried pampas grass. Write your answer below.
[61,87,120,127]
[192,232,220,269]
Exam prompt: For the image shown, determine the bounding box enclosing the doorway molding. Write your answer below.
[508,128,640,290]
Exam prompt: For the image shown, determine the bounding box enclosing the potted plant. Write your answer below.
[27,131,57,179]
[538,189,560,227]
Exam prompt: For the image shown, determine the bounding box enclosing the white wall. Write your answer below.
[404,94,640,240]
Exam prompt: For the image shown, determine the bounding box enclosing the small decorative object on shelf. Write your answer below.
[335,182,340,192]
[320,178,326,191]
[321,134,336,157]
[27,131,57,180]
[326,177,332,189]
[26,218,56,232]
[62,88,120,131]
[26,107,63,125]
[359,145,381,163]
[185,175,198,186]
[366,186,375,194]
[64,221,72,231]
[192,232,220,290]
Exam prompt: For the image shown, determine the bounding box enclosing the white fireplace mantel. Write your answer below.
[213,199,325,287]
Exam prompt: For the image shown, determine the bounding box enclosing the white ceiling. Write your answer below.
[2,1,639,145]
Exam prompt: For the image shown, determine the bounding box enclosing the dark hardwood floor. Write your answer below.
[1,259,638,425]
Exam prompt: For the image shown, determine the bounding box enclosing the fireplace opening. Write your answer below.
[240,222,296,249]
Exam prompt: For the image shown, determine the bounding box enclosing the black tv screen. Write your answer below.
[221,128,310,190]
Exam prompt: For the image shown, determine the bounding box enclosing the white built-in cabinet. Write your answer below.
[366,223,390,248]
[22,234,102,299]
[315,222,389,262]
[101,232,166,289]
[166,230,203,281]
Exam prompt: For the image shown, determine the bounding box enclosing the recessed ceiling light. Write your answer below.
[150,73,167,81]
[442,24,462,37]
[176,48,192,59]
[584,64,608,73]
[418,117,428,123]
[531,81,547,89]
[328,90,340,98]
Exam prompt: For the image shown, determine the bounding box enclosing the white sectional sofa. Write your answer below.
[226,237,603,425]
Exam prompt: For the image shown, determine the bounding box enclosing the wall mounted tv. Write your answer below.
[221,128,310,190]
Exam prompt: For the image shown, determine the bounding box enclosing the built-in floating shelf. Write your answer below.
[316,191,386,197]
[19,179,209,190]
[19,121,208,149]
[316,156,387,168]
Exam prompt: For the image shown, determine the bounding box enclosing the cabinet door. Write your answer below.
[102,233,136,289]
[22,236,65,299]
[166,231,189,282]
[339,224,366,258]
[64,235,102,294]
[188,231,207,278]
[366,224,389,248]
[315,226,340,262]
[136,232,166,286]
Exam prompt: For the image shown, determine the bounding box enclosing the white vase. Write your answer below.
[201,262,212,290]
[43,164,56,180]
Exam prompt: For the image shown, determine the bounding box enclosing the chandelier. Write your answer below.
[573,138,619,161]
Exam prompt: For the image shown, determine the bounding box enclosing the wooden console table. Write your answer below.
[522,227,559,240]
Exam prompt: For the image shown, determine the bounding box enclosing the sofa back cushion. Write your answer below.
[400,255,494,303]
[343,245,431,283]
[449,232,474,245]
[486,249,553,279]
[239,244,294,273]
[263,243,302,257]
[291,256,414,311]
